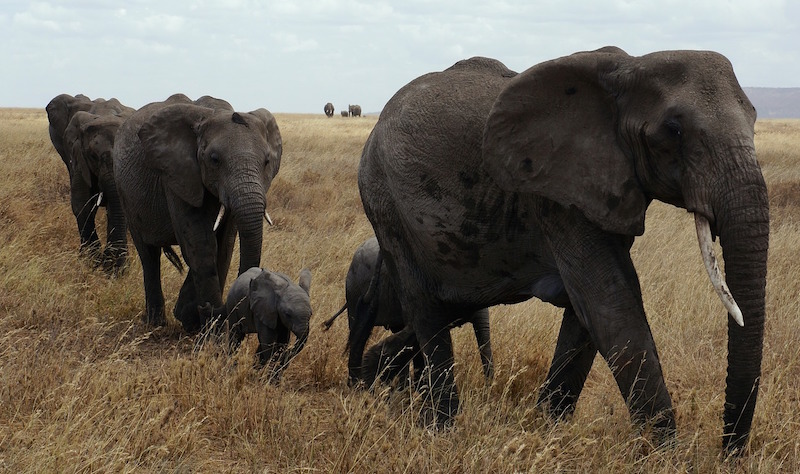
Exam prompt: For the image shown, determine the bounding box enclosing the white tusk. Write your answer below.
[213,205,225,232]
[96,192,103,207]
[695,214,744,327]
[264,210,273,226]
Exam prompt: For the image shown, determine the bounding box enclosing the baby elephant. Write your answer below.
[323,237,493,387]
[225,267,312,376]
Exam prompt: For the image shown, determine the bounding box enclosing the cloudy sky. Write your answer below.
[1,1,798,114]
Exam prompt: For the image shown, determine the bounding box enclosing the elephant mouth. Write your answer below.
[212,204,274,232]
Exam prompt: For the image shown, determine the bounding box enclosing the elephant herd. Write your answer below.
[323,102,361,117]
[47,46,769,455]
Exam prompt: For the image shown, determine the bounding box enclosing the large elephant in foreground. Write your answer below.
[322,237,493,386]
[358,48,768,454]
[114,94,282,331]
[63,111,129,273]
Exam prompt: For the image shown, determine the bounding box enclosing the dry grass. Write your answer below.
[1,109,799,472]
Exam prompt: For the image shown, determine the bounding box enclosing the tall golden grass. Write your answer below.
[1,109,799,472]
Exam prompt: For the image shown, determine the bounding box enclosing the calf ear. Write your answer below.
[298,268,312,295]
[138,104,211,208]
[249,271,285,330]
[482,47,647,236]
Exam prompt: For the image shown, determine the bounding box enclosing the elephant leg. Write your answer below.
[413,310,459,429]
[540,205,675,439]
[537,305,597,419]
[411,342,426,391]
[174,271,202,332]
[136,241,165,326]
[361,326,417,388]
[468,308,494,381]
[70,178,100,258]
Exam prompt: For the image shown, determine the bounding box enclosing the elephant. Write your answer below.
[226,267,312,376]
[357,48,768,455]
[322,237,493,387]
[348,104,361,117]
[340,110,349,117]
[47,94,135,176]
[114,94,282,332]
[324,102,334,117]
[63,111,129,273]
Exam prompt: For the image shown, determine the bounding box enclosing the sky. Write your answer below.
[1,1,798,114]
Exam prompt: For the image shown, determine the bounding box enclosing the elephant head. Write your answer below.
[482,47,768,453]
[138,104,282,278]
[64,111,128,272]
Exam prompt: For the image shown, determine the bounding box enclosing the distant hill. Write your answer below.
[744,87,800,119]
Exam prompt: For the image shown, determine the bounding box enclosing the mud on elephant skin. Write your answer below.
[226,267,312,378]
[322,237,493,388]
[358,48,768,454]
[114,94,282,332]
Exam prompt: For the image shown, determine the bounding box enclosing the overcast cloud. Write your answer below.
[1,1,797,113]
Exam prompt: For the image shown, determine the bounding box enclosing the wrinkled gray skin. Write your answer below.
[63,111,130,273]
[322,237,493,387]
[340,110,349,117]
[324,102,334,117]
[226,267,312,377]
[114,93,282,332]
[358,48,769,454]
[348,104,361,117]
[46,94,135,271]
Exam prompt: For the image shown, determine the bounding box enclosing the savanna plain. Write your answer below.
[1,109,799,473]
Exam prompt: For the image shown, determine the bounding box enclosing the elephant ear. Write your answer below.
[249,270,288,330]
[138,103,213,208]
[248,108,283,171]
[65,113,93,187]
[297,268,311,295]
[482,47,647,236]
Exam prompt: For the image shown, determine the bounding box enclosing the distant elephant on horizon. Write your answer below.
[226,267,312,378]
[348,104,361,117]
[358,48,769,455]
[114,93,282,332]
[322,237,493,387]
[324,102,334,117]
[340,110,349,117]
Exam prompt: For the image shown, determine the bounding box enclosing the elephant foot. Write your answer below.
[144,306,166,327]
[536,386,579,421]
[418,394,459,431]
[100,247,128,277]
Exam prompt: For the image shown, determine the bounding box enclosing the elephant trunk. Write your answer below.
[101,169,128,274]
[714,175,769,454]
[232,187,266,276]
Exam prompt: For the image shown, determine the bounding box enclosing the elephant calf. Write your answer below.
[226,267,312,378]
[322,237,493,387]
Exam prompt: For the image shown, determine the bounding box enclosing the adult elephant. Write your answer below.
[47,94,134,176]
[114,94,282,331]
[348,104,361,117]
[324,102,334,117]
[358,48,768,455]
[63,111,129,273]
[322,237,493,386]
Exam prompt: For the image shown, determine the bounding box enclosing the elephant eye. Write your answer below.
[209,151,221,165]
[664,119,682,138]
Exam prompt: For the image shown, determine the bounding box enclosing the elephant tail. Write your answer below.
[163,246,184,273]
[321,303,347,331]
[346,251,383,353]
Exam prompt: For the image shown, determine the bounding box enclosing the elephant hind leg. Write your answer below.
[537,304,597,419]
[361,326,418,389]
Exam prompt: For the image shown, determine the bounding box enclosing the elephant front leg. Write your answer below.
[70,179,100,260]
[537,304,597,419]
[541,206,675,442]
[136,242,165,326]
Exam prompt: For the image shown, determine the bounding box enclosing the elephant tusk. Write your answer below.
[96,192,103,208]
[213,205,226,232]
[264,210,274,226]
[695,213,744,327]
